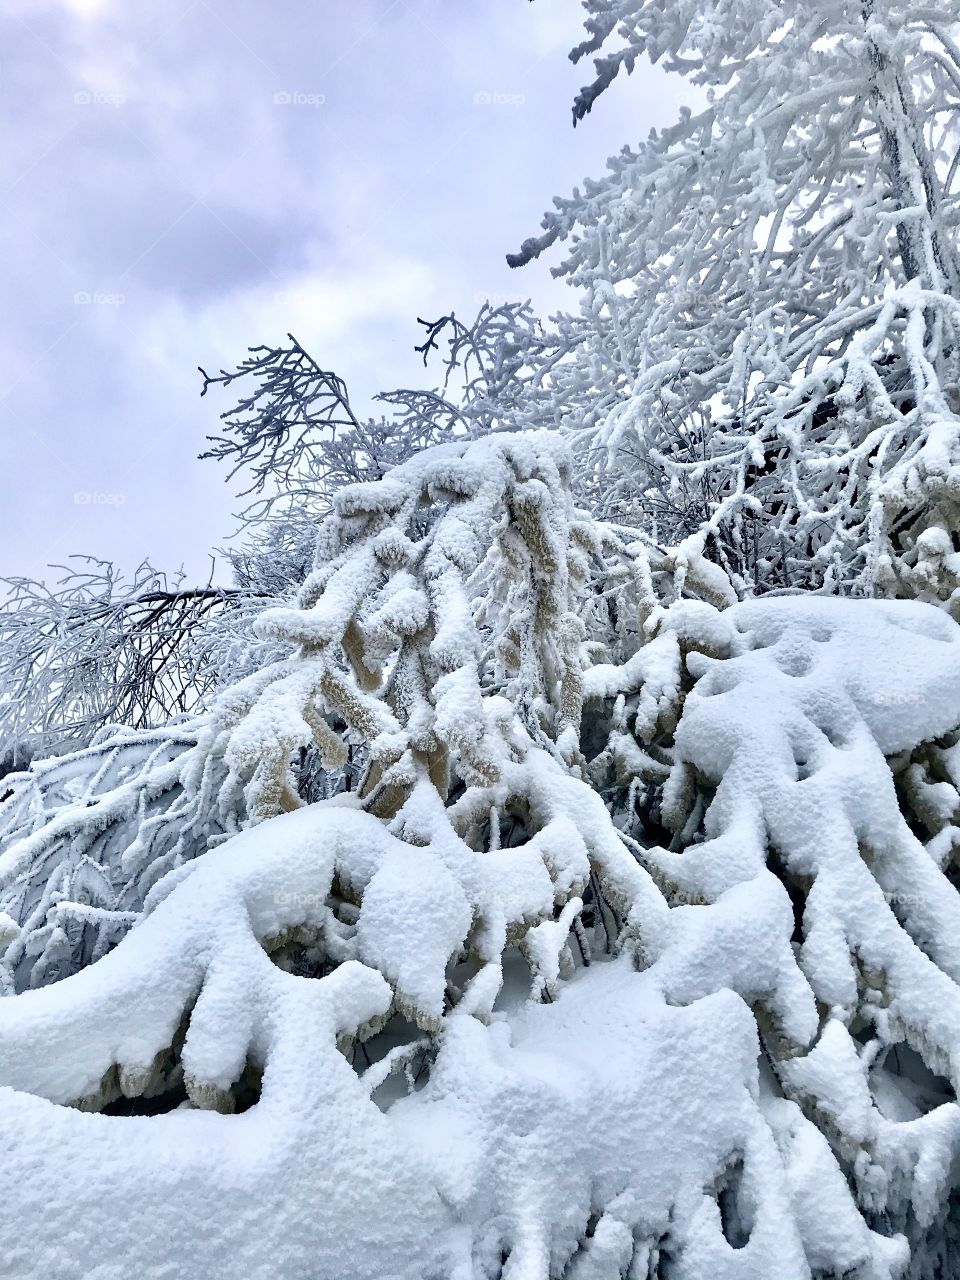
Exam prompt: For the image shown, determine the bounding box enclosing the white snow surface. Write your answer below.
[1,593,960,1277]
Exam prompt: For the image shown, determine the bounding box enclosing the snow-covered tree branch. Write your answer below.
[6,1,960,1276]
[512,0,960,603]
[4,427,960,1274]
[0,559,274,766]
[0,321,521,768]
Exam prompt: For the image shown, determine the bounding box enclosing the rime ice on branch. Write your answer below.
[510,0,960,605]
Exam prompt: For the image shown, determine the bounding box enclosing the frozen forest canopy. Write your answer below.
[5,2,960,1278]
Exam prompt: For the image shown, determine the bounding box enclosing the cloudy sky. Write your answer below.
[2,0,686,586]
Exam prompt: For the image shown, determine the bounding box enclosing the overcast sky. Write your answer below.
[1,0,686,586]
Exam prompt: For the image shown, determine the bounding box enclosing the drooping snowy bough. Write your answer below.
[2,433,960,1277]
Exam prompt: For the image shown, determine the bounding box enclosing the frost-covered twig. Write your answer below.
[0,558,271,763]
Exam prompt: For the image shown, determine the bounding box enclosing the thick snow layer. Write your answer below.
[2,564,960,1274]
[635,596,960,1249]
[0,947,902,1280]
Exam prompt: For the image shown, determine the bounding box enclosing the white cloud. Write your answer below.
[1,0,689,584]
[61,0,112,17]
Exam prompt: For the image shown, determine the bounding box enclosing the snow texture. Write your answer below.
[2,434,960,1276]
